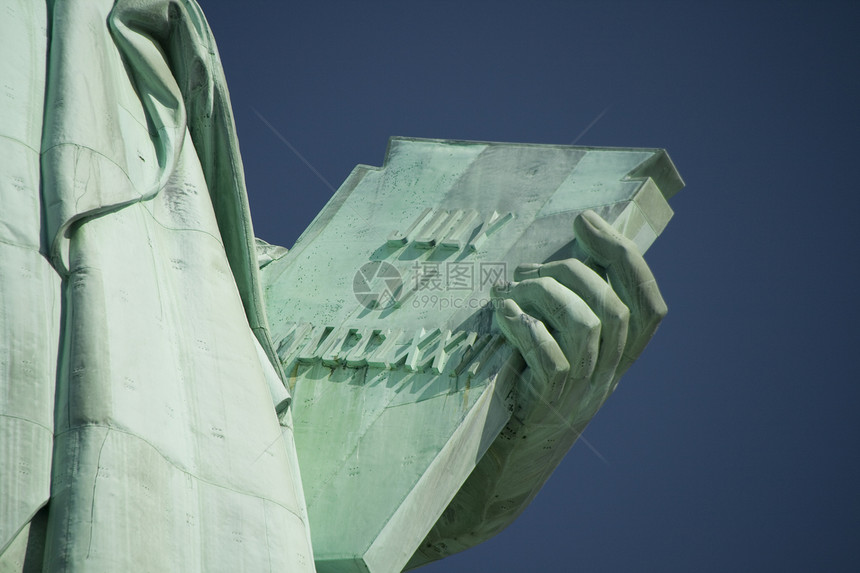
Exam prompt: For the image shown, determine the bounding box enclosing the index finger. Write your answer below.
[573,210,667,369]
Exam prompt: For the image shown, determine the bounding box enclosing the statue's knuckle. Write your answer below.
[549,360,570,380]
[558,259,582,277]
[582,313,602,335]
[648,298,668,322]
[605,303,630,326]
[532,276,556,290]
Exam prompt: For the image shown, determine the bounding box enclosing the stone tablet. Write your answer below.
[261,137,683,573]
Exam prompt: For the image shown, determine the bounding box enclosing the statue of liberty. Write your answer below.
[0,1,674,571]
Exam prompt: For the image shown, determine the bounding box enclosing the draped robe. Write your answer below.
[0,0,314,570]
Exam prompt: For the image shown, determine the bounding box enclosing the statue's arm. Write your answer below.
[406,210,668,568]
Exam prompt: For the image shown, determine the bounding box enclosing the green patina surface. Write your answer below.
[262,138,681,572]
[0,1,682,571]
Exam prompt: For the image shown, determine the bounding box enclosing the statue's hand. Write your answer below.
[493,209,667,425]
[406,211,667,567]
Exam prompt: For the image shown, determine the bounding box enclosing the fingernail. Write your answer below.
[577,209,602,230]
[514,263,541,280]
[576,210,617,245]
[490,282,506,297]
[491,280,516,297]
[498,297,519,319]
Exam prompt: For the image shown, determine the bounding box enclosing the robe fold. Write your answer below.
[0,0,313,570]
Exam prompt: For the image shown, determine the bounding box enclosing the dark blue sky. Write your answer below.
[202,2,860,571]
